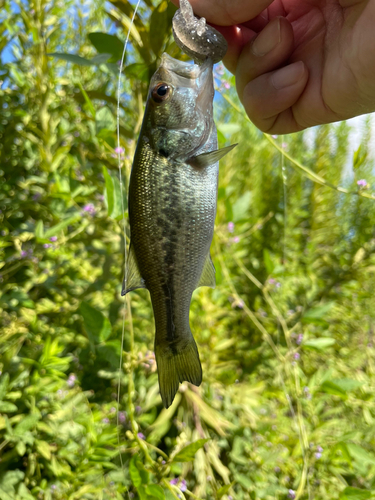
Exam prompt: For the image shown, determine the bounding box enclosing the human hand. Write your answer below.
[171,0,375,134]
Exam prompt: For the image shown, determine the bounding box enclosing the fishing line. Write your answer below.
[281,135,287,267]
[116,0,142,472]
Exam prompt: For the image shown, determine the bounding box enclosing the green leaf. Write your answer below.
[90,53,111,65]
[16,441,26,456]
[339,487,372,500]
[217,483,235,499]
[48,52,109,66]
[303,338,336,350]
[263,249,275,275]
[44,215,80,239]
[0,401,17,413]
[48,52,95,66]
[36,440,52,460]
[173,439,210,462]
[14,414,40,435]
[77,81,96,118]
[145,484,165,500]
[330,378,364,392]
[149,0,173,57]
[88,32,124,60]
[103,167,124,219]
[124,62,150,83]
[320,381,347,398]
[335,442,352,465]
[79,301,112,345]
[96,106,115,135]
[302,302,335,324]
[137,485,148,500]
[232,191,251,222]
[0,373,9,401]
[35,220,44,239]
[129,456,149,487]
[0,470,24,489]
[129,456,141,486]
[346,443,375,466]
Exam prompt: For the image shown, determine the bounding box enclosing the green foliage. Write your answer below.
[1,0,375,499]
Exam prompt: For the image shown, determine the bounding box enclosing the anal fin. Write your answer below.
[121,243,146,296]
[197,253,216,289]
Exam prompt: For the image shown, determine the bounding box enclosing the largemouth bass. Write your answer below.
[122,0,235,408]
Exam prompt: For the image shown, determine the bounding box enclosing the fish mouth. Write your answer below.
[154,53,212,90]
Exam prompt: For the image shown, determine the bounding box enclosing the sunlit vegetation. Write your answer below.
[1,1,375,499]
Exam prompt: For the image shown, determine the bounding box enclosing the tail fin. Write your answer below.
[155,338,202,409]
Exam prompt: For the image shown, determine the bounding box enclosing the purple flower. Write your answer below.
[180,479,187,492]
[316,445,323,453]
[82,203,96,216]
[294,353,300,361]
[162,460,166,465]
[32,193,41,201]
[118,412,126,423]
[296,334,303,345]
[272,135,278,139]
[216,64,224,76]
[232,236,240,243]
[135,405,142,414]
[49,236,57,242]
[315,452,322,459]
[236,299,244,309]
[304,386,312,400]
[227,221,234,233]
[288,490,296,499]
[51,484,57,491]
[110,406,116,414]
[43,243,52,249]
[223,81,230,90]
[67,373,76,387]
[274,466,281,473]
[170,478,179,485]
[268,278,276,285]
[275,282,281,289]
[357,179,367,187]
[137,432,145,440]
[102,418,110,424]
[115,147,125,155]
[21,250,29,258]
[74,131,80,137]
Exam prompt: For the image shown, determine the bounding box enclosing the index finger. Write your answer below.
[169,0,274,26]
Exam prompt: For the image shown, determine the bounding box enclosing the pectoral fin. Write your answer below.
[188,144,237,168]
[121,243,146,295]
[197,253,216,289]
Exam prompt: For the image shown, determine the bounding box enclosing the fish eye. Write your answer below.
[151,83,172,104]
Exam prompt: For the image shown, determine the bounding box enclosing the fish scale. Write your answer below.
[122,0,236,408]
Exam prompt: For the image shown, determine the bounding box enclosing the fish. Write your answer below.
[122,0,236,408]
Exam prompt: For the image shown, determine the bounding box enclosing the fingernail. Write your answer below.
[271,61,305,89]
[252,18,281,57]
